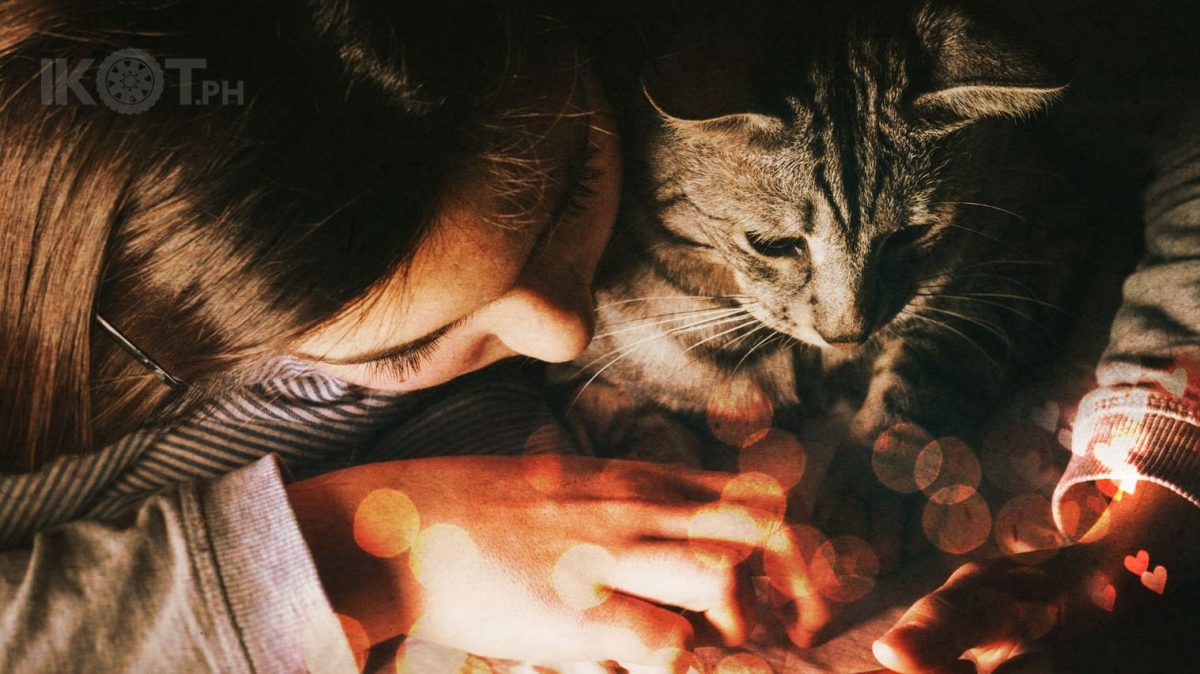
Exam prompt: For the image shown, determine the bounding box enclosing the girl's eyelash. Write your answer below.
[364,334,445,380]
[560,140,603,221]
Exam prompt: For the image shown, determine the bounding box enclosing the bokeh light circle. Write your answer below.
[409,524,481,590]
[706,381,774,448]
[762,523,827,601]
[921,488,992,554]
[523,423,575,455]
[721,471,787,521]
[914,438,981,505]
[353,489,420,558]
[994,493,1069,563]
[810,535,880,603]
[688,505,761,566]
[872,423,934,493]
[737,428,806,490]
[550,543,616,610]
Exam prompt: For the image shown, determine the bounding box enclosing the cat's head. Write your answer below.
[633,0,1063,350]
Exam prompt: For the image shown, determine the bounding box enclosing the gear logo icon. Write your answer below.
[97,49,164,114]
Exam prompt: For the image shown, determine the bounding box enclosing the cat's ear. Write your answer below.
[911,0,1066,127]
[637,5,786,140]
[642,80,785,139]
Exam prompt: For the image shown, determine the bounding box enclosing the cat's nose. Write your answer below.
[816,322,872,348]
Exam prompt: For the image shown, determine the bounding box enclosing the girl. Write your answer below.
[0,0,820,671]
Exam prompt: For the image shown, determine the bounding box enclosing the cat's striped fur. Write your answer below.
[557,0,1081,460]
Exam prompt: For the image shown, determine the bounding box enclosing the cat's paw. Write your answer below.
[562,381,637,456]
[625,412,705,468]
[848,373,912,446]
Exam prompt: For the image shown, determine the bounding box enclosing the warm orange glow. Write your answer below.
[1141,565,1167,595]
[1086,571,1117,612]
[1094,436,1143,495]
[994,493,1068,562]
[722,471,787,520]
[809,535,879,603]
[336,614,370,672]
[914,438,981,505]
[688,504,762,566]
[353,489,420,558]
[761,523,826,599]
[706,380,775,448]
[1123,549,1149,576]
[872,422,933,493]
[393,637,473,674]
[550,543,616,610]
[523,423,573,455]
[525,454,570,494]
[646,647,696,671]
[303,609,367,674]
[409,523,481,590]
[921,488,992,554]
[1057,482,1113,542]
[738,428,806,490]
[714,652,774,674]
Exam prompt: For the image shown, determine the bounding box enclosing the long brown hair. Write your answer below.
[0,0,566,472]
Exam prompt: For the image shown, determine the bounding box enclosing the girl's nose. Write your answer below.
[483,266,595,363]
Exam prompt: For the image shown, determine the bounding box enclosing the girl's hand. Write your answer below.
[872,482,1200,674]
[287,454,829,670]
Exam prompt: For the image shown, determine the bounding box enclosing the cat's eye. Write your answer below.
[746,232,807,258]
[887,225,933,249]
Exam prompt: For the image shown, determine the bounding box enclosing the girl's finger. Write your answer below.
[581,593,696,672]
[606,541,754,645]
[635,500,832,642]
[873,567,1024,673]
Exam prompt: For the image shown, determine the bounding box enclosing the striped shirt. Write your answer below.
[0,358,572,550]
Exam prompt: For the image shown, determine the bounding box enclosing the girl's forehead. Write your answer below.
[293,72,592,362]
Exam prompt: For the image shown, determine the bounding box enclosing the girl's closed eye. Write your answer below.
[365,334,446,380]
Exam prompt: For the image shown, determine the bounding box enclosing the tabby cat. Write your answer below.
[554,0,1080,466]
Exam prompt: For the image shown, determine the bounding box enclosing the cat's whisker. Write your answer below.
[959,259,1063,270]
[680,319,762,357]
[915,271,1045,298]
[910,304,1012,350]
[939,221,1003,242]
[726,322,770,351]
[569,312,753,408]
[957,291,1065,313]
[913,292,1042,325]
[900,309,1002,371]
[937,201,1029,223]
[580,312,753,372]
[595,294,751,310]
[734,331,781,374]
[594,306,747,338]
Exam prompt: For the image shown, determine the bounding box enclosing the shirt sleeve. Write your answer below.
[0,455,358,674]
[1053,107,1200,527]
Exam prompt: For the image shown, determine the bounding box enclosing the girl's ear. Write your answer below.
[910,0,1066,127]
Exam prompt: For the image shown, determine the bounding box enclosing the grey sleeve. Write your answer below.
[1054,108,1200,524]
[0,455,357,674]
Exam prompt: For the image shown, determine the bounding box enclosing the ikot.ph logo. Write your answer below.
[41,49,244,114]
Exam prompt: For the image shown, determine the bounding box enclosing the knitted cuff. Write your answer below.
[1052,387,1200,533]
